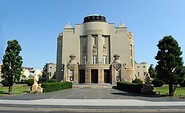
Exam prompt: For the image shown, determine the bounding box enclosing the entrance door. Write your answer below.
[91,69,98,83]
[79,70,85,83]
[104,70,111,83]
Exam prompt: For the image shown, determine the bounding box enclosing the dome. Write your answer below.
[83,14,106,23]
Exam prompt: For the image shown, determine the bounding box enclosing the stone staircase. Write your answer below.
[73,83,114,89]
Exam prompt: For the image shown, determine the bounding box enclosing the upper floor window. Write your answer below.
[102,55,107,64]
[83,56,87,64]
[92,35,97,45]
[92,55,97,64]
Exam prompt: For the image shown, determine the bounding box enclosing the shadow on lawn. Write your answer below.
[112,86,168,98]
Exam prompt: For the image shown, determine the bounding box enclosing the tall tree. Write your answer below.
[148,64,156,78]
[1,40,23,94]
[155,36,185,96]
[42,63,48,81]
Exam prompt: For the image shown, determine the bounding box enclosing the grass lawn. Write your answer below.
[155,85,185,97]
[0,85,29,96]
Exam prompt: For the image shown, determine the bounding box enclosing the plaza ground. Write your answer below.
[1,84,185,112]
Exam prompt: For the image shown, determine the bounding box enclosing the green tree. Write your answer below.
[1,40,23,94]
[148,64,156,78]
[155,36,185,96]
[42,63,48,81]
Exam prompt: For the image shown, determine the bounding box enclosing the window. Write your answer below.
[130,59,133,67]
[102,55,107,64]
[143,66,146,68]
[130,44,132,49]
[130,50,132,56]
[83,56,87,64]
[93,55,97,64]
[138,72,140,77]
[92,35,97,45]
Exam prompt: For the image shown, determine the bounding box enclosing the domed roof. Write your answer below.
[83,14,106,23]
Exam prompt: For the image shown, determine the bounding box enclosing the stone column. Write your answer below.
[98,68,104,83]
[97,34,103,65]
[87,35,92,64]
[85,68,91,83]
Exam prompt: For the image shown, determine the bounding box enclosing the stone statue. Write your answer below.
[31,71,43,93]
[145,73,150,85]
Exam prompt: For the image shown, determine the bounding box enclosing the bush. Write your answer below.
[26,79,34,86]
[41,82,72,92]
[48,79,57,83]
[179,81,185,87]
[152,79,164,87]
[117,82,143,93]
[2,79,9,86]
[132,78,143,84]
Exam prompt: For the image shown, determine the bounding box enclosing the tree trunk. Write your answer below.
[8,85,12,94]
[169,84,174,96]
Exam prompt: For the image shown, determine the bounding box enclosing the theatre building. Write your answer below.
[56,14,148,84]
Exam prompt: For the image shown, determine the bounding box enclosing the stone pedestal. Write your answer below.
[141,84,155,94]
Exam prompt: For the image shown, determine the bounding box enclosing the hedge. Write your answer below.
[117,82,143,93]
[2,79,9,86]
[41,82,72,92]
[132,78,143,84]
[179,81,185,87]
[152,79,164,87]
[48,79,57,83]
[26,79,34,86]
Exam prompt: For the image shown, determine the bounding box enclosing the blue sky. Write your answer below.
[0,0,185,69]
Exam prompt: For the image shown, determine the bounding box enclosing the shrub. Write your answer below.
[152,79,164,87]
[132,78,143,84]
[48,79,57,83]
[179,81,185,87]
[41,82,72,92]
[26,79,34,86]
[117,82,143,93]
[2,79,9,86]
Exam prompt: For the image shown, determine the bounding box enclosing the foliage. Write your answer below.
[148,64,156,78]
[132,78,143,84]
[42,64,48,78]
[41,82,72,92]
[26,79,34,86]
[117,82,143,93]
[179,81,185,87]
[1,40,23,94]
[2,79,9,86]
[155,36,185,96]
[48,79,57,83]
[152,79,164,87]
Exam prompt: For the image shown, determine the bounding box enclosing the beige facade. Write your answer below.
[56,15,148,84]
[46,63,56,80]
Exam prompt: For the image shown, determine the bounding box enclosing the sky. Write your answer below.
[0,0,185,69]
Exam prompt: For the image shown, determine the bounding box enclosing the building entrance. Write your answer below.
[79,70,85,83]
[104,70,111,83]
[91,69,98,83]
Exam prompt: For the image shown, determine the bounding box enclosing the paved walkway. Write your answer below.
[1,87,185,112]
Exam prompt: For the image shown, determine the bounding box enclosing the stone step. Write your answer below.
[73,83,113,89]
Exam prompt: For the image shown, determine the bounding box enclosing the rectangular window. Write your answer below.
[130,50,132,56]
[102,55,107,64]
[138,72,140,77]
[83,56,87,64]
[93,55,97,64]
[92,35,97,45]
[130,59,133,67]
